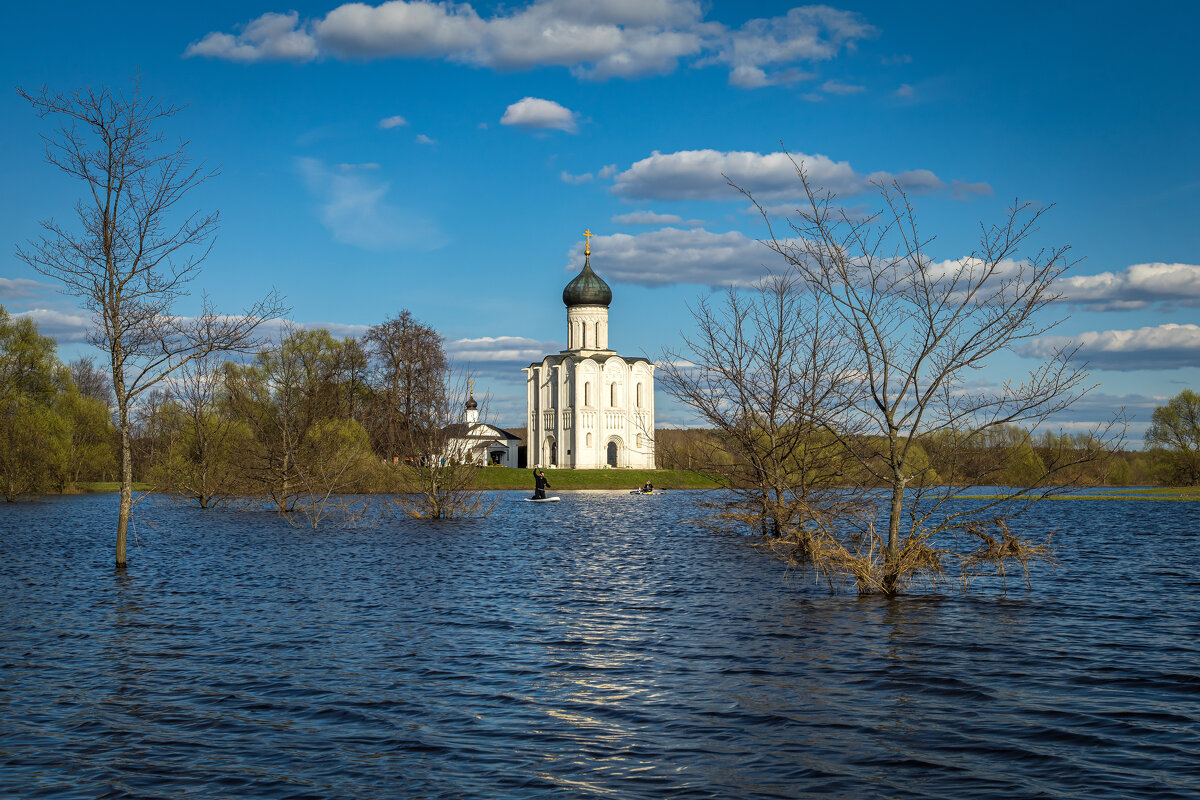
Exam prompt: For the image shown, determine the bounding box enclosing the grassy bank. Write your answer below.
[475,467,719,491]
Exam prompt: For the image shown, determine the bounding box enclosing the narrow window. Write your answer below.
[610,383,616,406]
[584,381,590,406]
[636,383,642,408]
[586,432,592,446]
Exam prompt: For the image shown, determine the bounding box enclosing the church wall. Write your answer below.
[566,305,609,351]
[526,355,656,470]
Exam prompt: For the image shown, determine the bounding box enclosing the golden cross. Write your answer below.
[583,228,593,255]
[468,378,475,396]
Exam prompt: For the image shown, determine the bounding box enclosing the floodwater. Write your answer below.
[1,491,1197,799]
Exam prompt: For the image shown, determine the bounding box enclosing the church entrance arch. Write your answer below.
[544,436,557,467]
[606,436,623,468]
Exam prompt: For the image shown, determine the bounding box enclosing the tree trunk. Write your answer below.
[116,423,132,569]
[883,481,903,594]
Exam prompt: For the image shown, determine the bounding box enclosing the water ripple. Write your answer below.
[1,491,1197,799]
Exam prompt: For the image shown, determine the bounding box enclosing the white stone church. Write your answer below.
[524,233,655,469]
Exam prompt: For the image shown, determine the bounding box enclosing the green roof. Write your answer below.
[562,253,612,307]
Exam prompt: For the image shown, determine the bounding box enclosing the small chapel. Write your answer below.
[524,231,656,469]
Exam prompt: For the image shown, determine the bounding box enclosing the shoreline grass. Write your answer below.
[474,467,719,491]
[66,476,1198,500]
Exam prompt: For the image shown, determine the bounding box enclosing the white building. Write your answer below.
[442,395,522,467]
[524,234,656,469]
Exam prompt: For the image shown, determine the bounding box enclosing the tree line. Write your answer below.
[1,305,499,516]
[656,424,1189,488]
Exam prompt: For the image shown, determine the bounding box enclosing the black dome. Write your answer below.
[465,395,478,410]
[562,254,612,307]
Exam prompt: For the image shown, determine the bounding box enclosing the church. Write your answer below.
[524,232,656,469]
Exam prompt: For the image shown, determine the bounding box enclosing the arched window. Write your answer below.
[584,381,590,406]
[610,382,616,406]
[636,433,643,448]
[586,432,592,446]
[582,323,588,349]
[636,382,642,408]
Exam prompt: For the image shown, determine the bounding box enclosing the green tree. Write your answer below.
[0,306,73,499]
[1145,389,1200,485]
[55,390,117,489]
[225,327,373,514]
[146,354,250,507]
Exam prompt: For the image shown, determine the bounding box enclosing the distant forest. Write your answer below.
[2,304,1195,502]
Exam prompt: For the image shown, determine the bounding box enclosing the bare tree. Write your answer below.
[386,369,497,520]
[660,274,866,544]
[364,310,447,462]
[68,356,115,408]
[744,159,1120,593]
[16,80,285,568]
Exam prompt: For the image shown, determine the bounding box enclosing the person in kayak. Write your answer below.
[641,480,653,493]
[533,469,551,500]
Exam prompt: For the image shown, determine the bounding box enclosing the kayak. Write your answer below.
[525,496,561,502]
[629,490,666,495]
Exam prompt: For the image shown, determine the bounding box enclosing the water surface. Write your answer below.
[1,491,1197,798]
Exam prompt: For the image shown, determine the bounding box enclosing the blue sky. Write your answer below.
[2,1,1197,436]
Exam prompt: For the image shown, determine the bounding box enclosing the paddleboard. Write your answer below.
[629,490,666,495]
[525,496,561,502]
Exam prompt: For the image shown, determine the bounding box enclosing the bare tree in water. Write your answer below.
[659,274,867,547]
[16,79,285,568]
[740,157,1120,593]
[386,370,497,520]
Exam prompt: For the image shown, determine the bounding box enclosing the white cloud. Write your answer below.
[297,157,445,251]
[185,10,319,62]
[415,133,436,144]
[950,179,993,199]
[12,308,91,342]
[1056,263,1200,311]
[597,163,618,179]
[610,148,981,202]
[187,2,876,87]
[1019,323,1200,371]
[378,115,408,129]
[894,83,914,99]
[447,335,563,364]
[565,227,784,287]
[611,210,705,226]
[561,170,594,185]
[319,1,483,58]
[820,78,865,94]
[501,97,579,133]
[712,6,875,88]
[613,210,683,225]
[256,319,371,341]
[9,306,376,350]
[0,278,56,300]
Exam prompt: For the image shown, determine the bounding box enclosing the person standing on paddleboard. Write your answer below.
[533,469,551,500]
